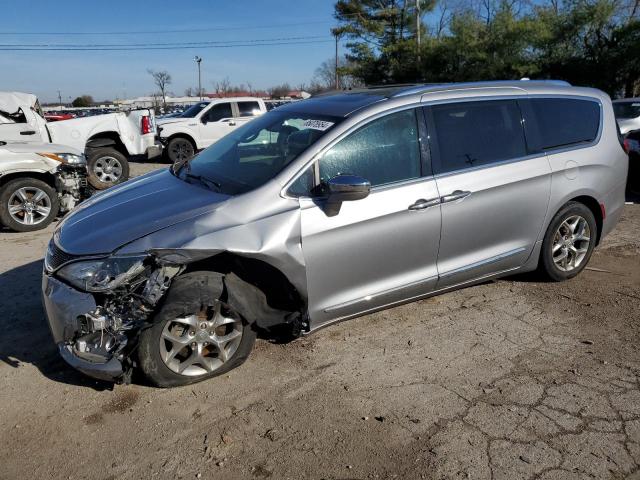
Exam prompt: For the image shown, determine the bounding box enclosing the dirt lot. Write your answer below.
[0,161,639,480]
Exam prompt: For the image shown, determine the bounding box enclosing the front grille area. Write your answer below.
[44,241,78,272]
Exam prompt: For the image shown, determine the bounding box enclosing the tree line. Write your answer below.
[332,0,640,97]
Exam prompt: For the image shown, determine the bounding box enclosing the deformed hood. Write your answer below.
[57,169,231,255]
[0,91,38,114]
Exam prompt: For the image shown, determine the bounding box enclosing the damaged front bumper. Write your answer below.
[42,274,124,381]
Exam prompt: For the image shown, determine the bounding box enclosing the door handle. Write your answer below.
[20,130,36,135]
[224,119,236,126]
[408,197,440,210]
[441,190,471,203]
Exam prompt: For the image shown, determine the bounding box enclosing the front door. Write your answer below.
[298,108,442,328]
[425,100,552,288]
[199,101,234,148]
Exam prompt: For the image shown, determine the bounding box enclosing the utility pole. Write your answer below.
[194,56,202,100]
[334,31,341,90]
[57,90,62,108]
[416,0,421,68]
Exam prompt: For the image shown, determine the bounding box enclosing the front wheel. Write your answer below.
[138,272,256,387]
[0,178,59,232]
[538,201,597,281]
[86,148,130,190]
[166,137,195,164]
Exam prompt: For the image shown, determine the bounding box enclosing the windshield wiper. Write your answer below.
[183,173,222,192]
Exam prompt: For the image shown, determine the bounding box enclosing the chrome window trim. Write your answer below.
[423,94,604,178]
[281,93,604,199]
[280,102,426,199]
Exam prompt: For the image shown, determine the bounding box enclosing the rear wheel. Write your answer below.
[538,201,597,281]
[0,178,59,232]
[166,137,195,163]
[86,148,129,190]
[138,271,256,387]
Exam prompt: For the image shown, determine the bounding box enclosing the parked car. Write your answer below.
[613,98,640,135]
[44,112,75,122]
[0,141,90,231]
[42,81,627,386]
[0,92,161,190]
[157,97,267,163]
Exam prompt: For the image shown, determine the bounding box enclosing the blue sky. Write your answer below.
[0,0,339,102]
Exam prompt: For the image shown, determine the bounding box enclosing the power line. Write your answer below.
[0,35,328,48]
[0,39,334,51]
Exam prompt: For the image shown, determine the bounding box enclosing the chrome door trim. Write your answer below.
[310,265,522,334]
[323,274,438,313]
[439,247,527,278]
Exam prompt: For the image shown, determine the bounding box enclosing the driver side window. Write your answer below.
[319,109,421,187]
[204,102,232,123]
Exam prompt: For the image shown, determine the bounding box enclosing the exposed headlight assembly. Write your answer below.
[38,152,87,165]
[57,255,147,292]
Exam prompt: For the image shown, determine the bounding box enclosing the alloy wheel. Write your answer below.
[552,215,591,272]
[170,140,193,162]
[7,187,52,226]
[159,302,243,376]
[93,156,123,183]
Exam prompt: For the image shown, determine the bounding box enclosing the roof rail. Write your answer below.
[391,79,572,98]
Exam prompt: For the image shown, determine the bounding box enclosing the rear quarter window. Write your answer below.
[528,98,601,151]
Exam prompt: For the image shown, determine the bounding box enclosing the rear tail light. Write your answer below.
[623,137,631,154]
[141,115,152,135]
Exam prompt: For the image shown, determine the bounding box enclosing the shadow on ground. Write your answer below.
[0,259,113,390]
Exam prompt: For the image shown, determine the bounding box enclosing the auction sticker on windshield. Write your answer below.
[303,119,334,131]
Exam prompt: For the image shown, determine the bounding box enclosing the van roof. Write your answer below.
[278,80,574,118]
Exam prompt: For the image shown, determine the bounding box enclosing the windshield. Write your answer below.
[613,102,640,120]
[175,109,341,195]
[180,102,209,118]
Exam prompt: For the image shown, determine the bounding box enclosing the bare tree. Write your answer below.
[147,69,172,109]
[313,57,364,90]
[212,76,232,95]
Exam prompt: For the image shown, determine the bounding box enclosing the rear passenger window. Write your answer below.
[318,109,421,187]
[529,98,600,150]
[430,100,527,174]
[237,101,261,117]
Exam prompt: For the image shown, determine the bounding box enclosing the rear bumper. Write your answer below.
[42,274,124,382]
[146,142,163,160]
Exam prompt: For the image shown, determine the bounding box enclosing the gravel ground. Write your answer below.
[0,161,639,480]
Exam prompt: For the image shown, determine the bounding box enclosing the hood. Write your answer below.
[157,117,190,126]
[57,169,231,255]
[0,91,38,115]
[0,141,82,155]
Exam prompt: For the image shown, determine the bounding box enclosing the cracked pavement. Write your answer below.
[0,162,638,479]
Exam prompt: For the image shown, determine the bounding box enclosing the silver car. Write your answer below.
[42,81,628,387]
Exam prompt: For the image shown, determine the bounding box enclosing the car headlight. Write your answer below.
[57,255,147,292]
[38,152,87,165]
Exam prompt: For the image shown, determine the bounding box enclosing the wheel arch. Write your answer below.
[85,132,129,156]
[0,171,56,190]
[167,132,197,150]
[178,251,307,331]
[567,195,603,245]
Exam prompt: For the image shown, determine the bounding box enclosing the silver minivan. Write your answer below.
[42,81,628,386]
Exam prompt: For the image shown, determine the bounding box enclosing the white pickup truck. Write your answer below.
[157,97,266,162]
[0,92,161,189]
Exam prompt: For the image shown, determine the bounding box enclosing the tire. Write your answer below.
[538,201,598,281]
[0,177,59,232]
[86,148,130,190]
[138,271,257,388]
[166,137,195,164]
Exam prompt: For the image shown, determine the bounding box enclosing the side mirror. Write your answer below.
[201,116,208,125]
[327,174,371,202]
[323,174,370,216]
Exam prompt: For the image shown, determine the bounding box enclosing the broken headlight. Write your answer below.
[57,254,147,292]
